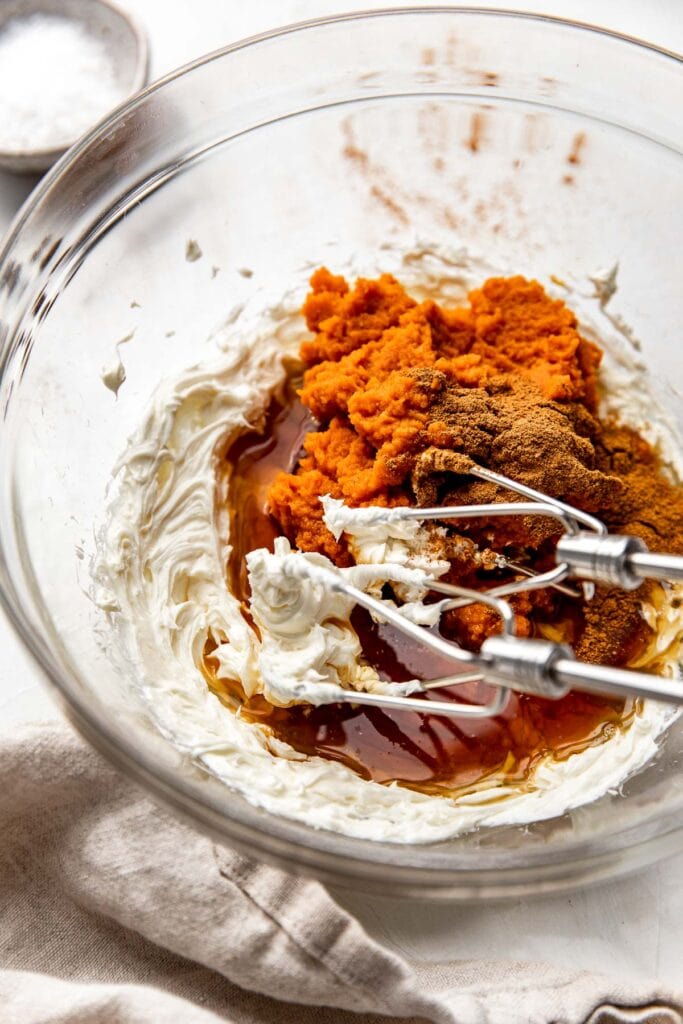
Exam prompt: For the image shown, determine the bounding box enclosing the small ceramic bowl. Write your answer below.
[0,0,148,174]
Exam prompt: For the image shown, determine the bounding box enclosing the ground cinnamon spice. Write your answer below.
[267,270,683,669]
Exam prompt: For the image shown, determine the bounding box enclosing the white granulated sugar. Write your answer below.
[0,13,126,154]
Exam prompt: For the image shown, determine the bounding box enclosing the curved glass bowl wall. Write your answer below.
[0,10,682,898]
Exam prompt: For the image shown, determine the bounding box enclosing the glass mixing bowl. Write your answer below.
[1,9,682,900]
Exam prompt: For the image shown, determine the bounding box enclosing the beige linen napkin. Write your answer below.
[0,721,681,1024]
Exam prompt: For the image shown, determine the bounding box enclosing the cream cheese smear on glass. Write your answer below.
[93,244,683,843]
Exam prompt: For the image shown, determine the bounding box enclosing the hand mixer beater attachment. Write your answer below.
[277,460,683,719]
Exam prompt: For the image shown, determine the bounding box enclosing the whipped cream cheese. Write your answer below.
[247,536,437,706]
[100,330,135,398]
[321,494,450,591]
[94,243,682,843]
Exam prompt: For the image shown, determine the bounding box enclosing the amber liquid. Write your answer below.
[212,386,641,797]
[223,374,316,609]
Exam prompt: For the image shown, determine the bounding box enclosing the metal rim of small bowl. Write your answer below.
[0,0,150,174]
[0,8,681,900]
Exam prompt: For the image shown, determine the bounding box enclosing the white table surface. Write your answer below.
[1,0,682,991]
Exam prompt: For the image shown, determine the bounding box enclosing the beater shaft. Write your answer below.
[557,532,683,589]
[553,658,683,705]
[631,551,683,582]
[481,635,683,706]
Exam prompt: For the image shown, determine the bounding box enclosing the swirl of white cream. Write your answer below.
[246,537,452,706]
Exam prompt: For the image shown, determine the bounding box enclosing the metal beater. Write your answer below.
[279,461,683,718]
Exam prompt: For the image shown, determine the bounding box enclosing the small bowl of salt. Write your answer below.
[0,0,149,174]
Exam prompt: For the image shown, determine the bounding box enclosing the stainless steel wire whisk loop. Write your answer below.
[286,462,683,718]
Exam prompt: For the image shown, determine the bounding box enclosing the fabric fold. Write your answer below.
[0,721,680,1024]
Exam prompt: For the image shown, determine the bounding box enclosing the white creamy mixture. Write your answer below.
[247,536,442,707]
[95,244,682,843]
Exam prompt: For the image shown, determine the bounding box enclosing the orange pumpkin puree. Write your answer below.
[269,269,600,564]
[267,270,683,661]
